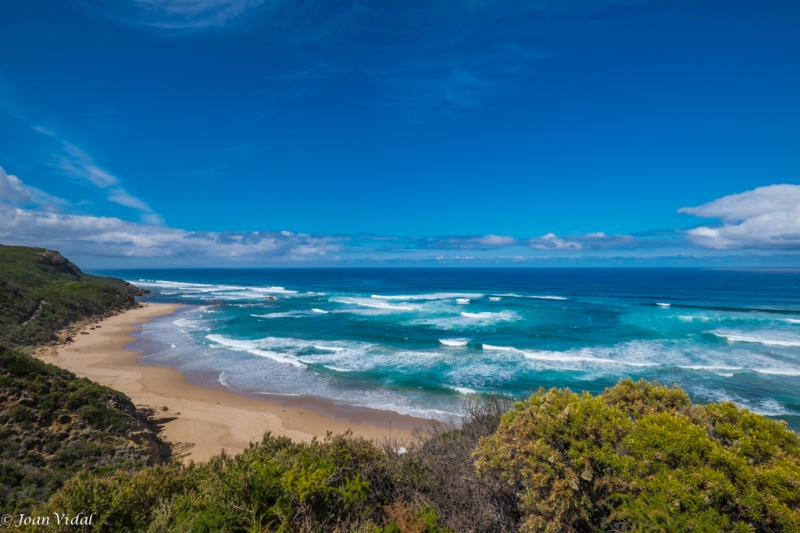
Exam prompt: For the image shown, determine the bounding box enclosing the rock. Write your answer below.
[36,250,81,276]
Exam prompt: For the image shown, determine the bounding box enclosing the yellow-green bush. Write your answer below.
[474,379,800,533]
[33,432,401,533]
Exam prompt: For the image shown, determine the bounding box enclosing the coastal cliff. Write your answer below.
[0,245,169,515]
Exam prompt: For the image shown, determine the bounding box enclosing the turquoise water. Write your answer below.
[100,268,800,429]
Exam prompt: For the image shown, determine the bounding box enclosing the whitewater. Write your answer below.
[102,268,800,429]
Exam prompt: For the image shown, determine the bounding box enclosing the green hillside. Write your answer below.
[0,244,146,348]
[0,245,167,515]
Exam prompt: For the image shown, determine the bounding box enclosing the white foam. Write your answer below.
[333,297,418,312]
[529,295,568,300]
[371,293,483,301]
[678,365,743,372]
[409,311,521,330]
[153,280,212,287]
[173,318,199,327]
[323,365,354,372]
[313,345,346,352]
[252,311,321,319]
[691,386,795,416]
[456,299,470,305]
[678,315,712,322]
[439,338,470,347]
[312,308,328,314]
[461,311,515,320]
[522,350,621,365]
[250,286,299,294]
[206,334,307,368]
[753,367,800,376]
[483,342,657,368]
[785,318,800,324]
[709,329,800,347]
[656,302,671,308]
[450,386,478,395]
[482,344,521,352]
[488,297,501,301]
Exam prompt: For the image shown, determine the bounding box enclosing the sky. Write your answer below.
[0,0,798,267]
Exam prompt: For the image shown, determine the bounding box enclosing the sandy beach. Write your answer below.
[35,303,419,463]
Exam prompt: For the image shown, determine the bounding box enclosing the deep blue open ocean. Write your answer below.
[96,268,800,429]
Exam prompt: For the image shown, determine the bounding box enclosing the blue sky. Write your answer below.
[0,0,799,267]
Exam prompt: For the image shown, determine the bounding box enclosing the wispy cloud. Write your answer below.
[0,167,32,203]
[77,0,275,31]
[0,166,69,211]
[80,0,641,112]
[32,126,164,224]
[679,184,800,250]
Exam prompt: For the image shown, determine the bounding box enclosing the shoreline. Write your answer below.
[35,303,422,463]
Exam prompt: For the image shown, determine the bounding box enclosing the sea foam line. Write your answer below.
[206,334,307,368]
[371,293,483,301]
[333,297,418,311]
[481,344,656,367]
[710,330,800,347]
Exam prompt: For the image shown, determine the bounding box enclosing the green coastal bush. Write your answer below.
[474,379,800,533]
[0,346,156,515]
[23,380,800,532]
[35,432,453,533]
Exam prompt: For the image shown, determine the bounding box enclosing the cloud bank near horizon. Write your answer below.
[1,168,798,266]
[679,185,800,250]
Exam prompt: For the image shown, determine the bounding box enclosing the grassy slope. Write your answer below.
[0,245,164,515]
[0,244,146,348]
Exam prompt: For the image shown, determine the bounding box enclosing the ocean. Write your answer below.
[96,268,800,430]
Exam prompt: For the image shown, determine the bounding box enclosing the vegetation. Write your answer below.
[0,345,168,515]
[474,380,800,532]
[21,381,800,532]
[2,245,799,531]
[0,245,164,515]
[0,244,146,347]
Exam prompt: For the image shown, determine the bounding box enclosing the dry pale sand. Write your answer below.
[35,303,420,463]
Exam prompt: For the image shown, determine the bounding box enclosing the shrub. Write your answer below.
[0,346,155,515]
[474,379,800,533]
[34,432,396,533]
[387,395,520,532]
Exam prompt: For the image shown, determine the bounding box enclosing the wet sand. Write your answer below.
[35,303,421,463]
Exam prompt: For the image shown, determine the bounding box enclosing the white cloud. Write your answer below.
[529,233,583,250]
[0,168,338,260]
[0,167,32,203]
[0,205,340,260]
[0,166,69,211]
[679,184,800,249]
[477,234,516,246]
